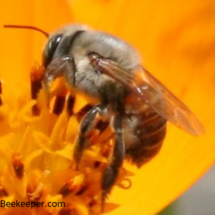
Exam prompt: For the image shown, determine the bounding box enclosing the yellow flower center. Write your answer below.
[0,64,132,215]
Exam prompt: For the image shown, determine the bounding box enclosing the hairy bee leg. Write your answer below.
[73,104,104,169]
[101,114,125,208]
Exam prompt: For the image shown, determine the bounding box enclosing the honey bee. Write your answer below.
[4,24,205,201]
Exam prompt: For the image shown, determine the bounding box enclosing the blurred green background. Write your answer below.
[158,166,215,215]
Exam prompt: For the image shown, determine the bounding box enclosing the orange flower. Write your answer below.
[1,0,215,215]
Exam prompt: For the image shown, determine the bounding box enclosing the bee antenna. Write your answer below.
[4,25,49,38]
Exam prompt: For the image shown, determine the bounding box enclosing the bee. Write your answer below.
[4,24,205,201]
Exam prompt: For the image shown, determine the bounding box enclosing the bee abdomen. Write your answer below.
[125,111,167,168]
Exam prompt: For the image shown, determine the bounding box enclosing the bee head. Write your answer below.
[42,24,89,68]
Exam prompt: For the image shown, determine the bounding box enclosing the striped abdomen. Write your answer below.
[124,108,167,168]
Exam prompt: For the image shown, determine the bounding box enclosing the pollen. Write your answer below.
[0,64,132,215]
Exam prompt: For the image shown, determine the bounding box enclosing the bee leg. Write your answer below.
[101,113,125,209]
[73,104,104,169]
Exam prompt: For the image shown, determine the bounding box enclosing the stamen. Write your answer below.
[12,153,24,179]
[59,182,72,197]
[66,95,76,116]
[28,170,50,201]
[59,208,72,215]
[94,161,101,168]
[52,93,66,115]
[101,142,112,158]
[30,64,44,115]
[59,175,85,197]
[0,186,8,197]
[88,198,97,207]
[75,183,88,195]
[96,120,109,133]
[28,182,43,201]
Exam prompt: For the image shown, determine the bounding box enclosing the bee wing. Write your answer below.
[90,57,205,136]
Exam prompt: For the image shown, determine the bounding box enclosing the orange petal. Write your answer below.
[0,0,72,83]
[66,0,215,214]
[1,0,215,214]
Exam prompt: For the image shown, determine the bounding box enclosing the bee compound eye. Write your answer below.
[43,33,63,67]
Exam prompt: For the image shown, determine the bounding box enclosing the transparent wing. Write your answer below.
[90,56,205,136]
